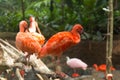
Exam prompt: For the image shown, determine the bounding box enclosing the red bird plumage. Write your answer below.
[93,64,115,72]
[93,64,115,80]
[16,20,43,57]
[37,24,83,58]
[29,32,45,46]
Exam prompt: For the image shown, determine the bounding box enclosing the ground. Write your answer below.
[0,33,120,80]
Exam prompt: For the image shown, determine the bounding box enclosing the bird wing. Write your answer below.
[39,32,75,57]
[16,32,41,54]
[67,58,87,69]
[30,32,45,45]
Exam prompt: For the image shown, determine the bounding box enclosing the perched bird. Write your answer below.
[37,24,84,60]
[15,20,42,58]
[66,56,88,77]
[30,32,45,46]
[19,20,28,32]
[28,16,45,45]
[66,56,88,70]
[28,16,41,33]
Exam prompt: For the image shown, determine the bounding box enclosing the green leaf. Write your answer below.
[83,0,96,10]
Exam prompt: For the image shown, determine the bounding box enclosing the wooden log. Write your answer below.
[0,38,54,75]
[0,77,7,80]
[0,39,74,80]
[0,43,21,60]
[0,44,15,67]
[29,54,54,74]
[0,38,24,57]
[36,73,44,80]
[16,68,24,80]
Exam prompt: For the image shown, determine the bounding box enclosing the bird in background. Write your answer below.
[37,24,84,61]
[15,20,42,58]
[93,64,115,80]
[27,16,45,45]
[66,56,88,77]
[28,16,41,33]
[93,64,115,72]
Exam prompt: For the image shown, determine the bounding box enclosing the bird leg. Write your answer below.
[51,56,63,73]
[24,52,31,67]
[56,57,61,65]
[72,68,80,77]
[48,56,63,73]
[22,54,33,72]
[73,68,77,73]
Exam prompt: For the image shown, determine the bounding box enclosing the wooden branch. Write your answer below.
[0,38,54,75]
[0,39,78,80]
[16,68,24,80]
[106,0,113,80]
[0,42,25,67]
[29,54,54,74]
[0,38,24,57]
[0,43,21,60]
[36,73,44,80]
[0,44,15,67]
[0,77,7,80]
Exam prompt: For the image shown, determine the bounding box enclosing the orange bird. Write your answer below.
[37,24,84,60]
[93,64,115,80]
[27,16,45,45]
[93,64,115,72]
[15,20,42,58]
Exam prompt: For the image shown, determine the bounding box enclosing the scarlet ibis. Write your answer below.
[37,24,84,60]
[19,20,28,32]
[15,20,42,58]
[93,64,115,80]
[93,64,115,72]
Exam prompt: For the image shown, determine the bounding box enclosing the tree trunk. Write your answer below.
[106,0,113,80]
[21,0,25,19]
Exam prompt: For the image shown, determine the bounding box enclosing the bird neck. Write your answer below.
[71,31,80,43]
[93,64,99,71]
[66,56,70,61]
[37,47,47,58]
[19,26,25,32]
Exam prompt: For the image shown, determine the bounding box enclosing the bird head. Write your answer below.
[66,56,70,61]
[93,64,99,71]
[19,20,28,32]
[29,16,35,22]
[72,24,84,34]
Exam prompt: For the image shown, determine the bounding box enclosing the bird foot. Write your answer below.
[72,73,80,78]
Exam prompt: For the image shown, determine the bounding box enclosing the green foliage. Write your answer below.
[0,0,120,40]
